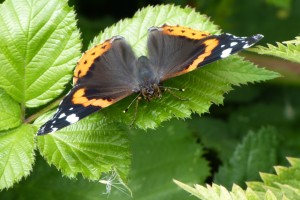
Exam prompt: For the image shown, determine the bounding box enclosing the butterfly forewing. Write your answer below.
[37,37,138,135]
[147,25,263,81]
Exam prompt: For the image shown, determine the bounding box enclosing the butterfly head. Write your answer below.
[140,83,162,101]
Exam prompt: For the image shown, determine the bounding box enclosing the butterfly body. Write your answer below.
[37,25,263,135]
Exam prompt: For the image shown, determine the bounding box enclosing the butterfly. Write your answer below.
[37,24,263,135]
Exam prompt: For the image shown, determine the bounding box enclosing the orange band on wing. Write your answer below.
[73,40,112,84]
[162,25,210,40]
[169,38,219,78]
[184,38,219,72]
[72,88,114,108]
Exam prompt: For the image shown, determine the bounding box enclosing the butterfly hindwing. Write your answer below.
[37,36,138,135]
[147,25,263,81]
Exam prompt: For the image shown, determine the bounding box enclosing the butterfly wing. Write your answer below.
[147,25,263,81]
[37,36,139,135]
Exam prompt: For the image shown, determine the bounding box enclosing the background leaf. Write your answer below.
[105,120,210,200]
[0,125,35,190]
[1,120,209,200]
[0,0,81,107]
[0,155,103,200]
[253,36,300,64]
[266,0,291,9]
[0,89,22,131]
[174,157,300,200]
[35,112,131,180]
[214,127,278,188]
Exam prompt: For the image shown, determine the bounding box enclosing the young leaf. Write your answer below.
[174,157,300,200]
[0,0,81,107]
[35,112,130,180]
[173,180,262,200]
[0,89,22,131]
[104,120,210,199]
[214,127,278,188]
[253,36,300,63]
[0,125,35,190]
[248,157,300,195]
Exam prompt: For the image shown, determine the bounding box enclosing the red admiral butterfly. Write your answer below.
[37,25,263,135]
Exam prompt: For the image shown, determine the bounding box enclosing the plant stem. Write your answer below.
[24,98,63,124]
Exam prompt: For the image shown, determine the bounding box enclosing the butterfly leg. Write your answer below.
[160,86,189,101]
[130,96,142,126]
[123,93,142,126]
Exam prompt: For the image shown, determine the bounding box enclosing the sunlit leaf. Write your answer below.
[174,157,300,200]
[0,89,21,131]
[0,125,35,190]
[254,36,300,64]
[35,112,130,180]
[0,0,81,107]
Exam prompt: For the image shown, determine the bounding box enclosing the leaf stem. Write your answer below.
[24,97,63,124]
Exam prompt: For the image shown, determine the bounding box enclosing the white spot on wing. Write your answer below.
[58,113,66,119]
[243,43,253,48]
[66,114,79,124]
[220,48,233,58]
[69,107,74,110]
[51,127,58,132]
[230,42,238,47]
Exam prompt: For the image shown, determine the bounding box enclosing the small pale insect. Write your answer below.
[99,169,132,197]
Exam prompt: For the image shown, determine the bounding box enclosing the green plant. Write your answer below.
[174,157,300,200]
[1,0,294,199]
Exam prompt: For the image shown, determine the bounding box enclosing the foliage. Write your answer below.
[1,120,209,200]
[214,127,278,188]
[0,0,278,192]
[254,36,300,63]
[174,157,300,200]
[0,0,298,199]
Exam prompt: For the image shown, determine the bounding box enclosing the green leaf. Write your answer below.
[188,117,237,161]
[35,112,130,180]
[249,157,300,191]
[248,157,300,199]
[103,120,210,199]
[266,0,291,9]
[0,155,104,200]
[0,0,81,107]
[0,89,22,131]
[90,4,281,130]
[174,158,300,200]
[215,127,278,188]
[0,124,35,190]
[253,36,300,64]
[173,180,261,200]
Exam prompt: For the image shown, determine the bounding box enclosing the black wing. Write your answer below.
[147,25,263,81]
[37,36,138,135]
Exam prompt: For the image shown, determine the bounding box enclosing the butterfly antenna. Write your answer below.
[160,86,189,101]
